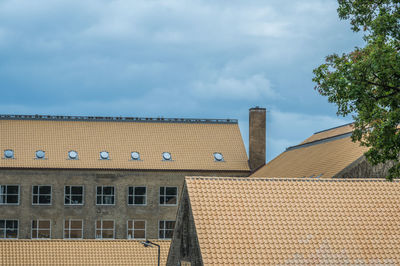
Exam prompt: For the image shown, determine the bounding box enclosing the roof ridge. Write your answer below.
[285,131,353,152]
[313,122,353,134]
[186,176,398,182]
[0,114,238,124]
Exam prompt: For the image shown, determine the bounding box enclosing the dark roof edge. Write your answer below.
[314,122,353,134]
[285,131,353,152]
[0,114,238,124]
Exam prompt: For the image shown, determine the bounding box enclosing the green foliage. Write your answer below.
[313,0,400,180]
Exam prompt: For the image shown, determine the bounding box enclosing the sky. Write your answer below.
[0,0,364,161]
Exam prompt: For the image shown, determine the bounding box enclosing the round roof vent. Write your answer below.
[68,150,78,160]
[214,152,224,161]
[36,150,45,159]
[162,152,172,161]
[4,149,14,159]
[100,151,109,160]
[131,152,140,160]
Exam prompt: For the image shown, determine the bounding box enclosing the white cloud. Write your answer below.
[192,74,276,100]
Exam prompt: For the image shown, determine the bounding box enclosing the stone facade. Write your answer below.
[334,156,393,178]
[0,169,247,239]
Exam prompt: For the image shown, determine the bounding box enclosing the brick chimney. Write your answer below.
[249,107,266,172]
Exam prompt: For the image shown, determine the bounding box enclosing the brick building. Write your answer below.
[0,108,265,240]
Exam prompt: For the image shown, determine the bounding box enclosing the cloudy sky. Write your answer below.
[0,0,363,161]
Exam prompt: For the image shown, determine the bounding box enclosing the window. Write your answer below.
[127,220,146,239]
[96,186,115,205]
[32,185,51,205]
[64,186,84,205]
[0,220,18,239]
[0,185,19,205]
[100,151,109,160]
[213,152,224,161]
[95,220,114,239]
[31,220,51,239]
[159,187,178,205]
[3,149,14,159]
[68,150,78,160]
[64,219,83,239]
[159,220,175,239]
[131,152,140,160]
[35,150,45,159]
[128,187,146,205]
[162,152,172,161]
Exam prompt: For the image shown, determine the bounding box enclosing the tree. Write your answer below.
[313,0,400,180]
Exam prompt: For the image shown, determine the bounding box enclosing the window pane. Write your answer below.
[38,230,50,238]
[104,195,114,204]
[134,221,145,229]
[95,230,102,239]
[7,186,18,194]
[166,221,175,229]
[70,230,82,239]
[31,229,37,238]
[97,187,102,194]
[166,187,177,195]
[96,220,101,228]
[96,196,102,204]
[159,230,164,239]
[165,230,174,239]
[127,230,133,239]
[32,220,37,228]
[128,196,133,205]
[33,195,38,204]
[0,186,5,194]
[160,187,164,195]
[6,220,14,228]
[64,220,69,228]
[166,196,176,205]
[33,186,38,194]
[102,230,113,239]
[134,230,145,239]
[0,195,5,204]
[71,195,82,204]
[71,220,82,229]
[6,229,17,238]
[7,195,18,204]
[39,195,51,204]
[160,196,165,205]
[39,186,51,194]
[135,187,146,195]
[65,186,70,194]
[128,187,133,194]
[103,221,113,229]
[127,220,133,228]
[71,186,82,194]
[65,196,70,205]
[103,186,113,195]
[134,196,145,205]
[64,230,69,238]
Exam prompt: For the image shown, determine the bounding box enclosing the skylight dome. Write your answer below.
[36,150,45,159]
[131,152,140,160]
[162,152,172,161]
[100,151,109,160]
[68,150,78,160]
[214,152,224,161]
[4,149,14,159]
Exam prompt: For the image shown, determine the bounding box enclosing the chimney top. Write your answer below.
[250,106,266,111]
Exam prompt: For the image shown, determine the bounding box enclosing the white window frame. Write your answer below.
[32,185,52,205]
[31,219,51,239]
[159,186,178,206]
[0,219,19,239]
[158,220,176,240]
[63,219,83,239]
[126,220,146,240]
[0,185,20,205]
[95,219,115,239]
[127,186,147,206]
[64,185,84,205]
[96,186,115,205]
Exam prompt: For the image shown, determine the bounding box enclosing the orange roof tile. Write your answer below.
[0,118,249,171]
[185,177,400,265]
[0,240,170,265]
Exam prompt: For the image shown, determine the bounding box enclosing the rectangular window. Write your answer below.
[159,187,178,205]
[64,186,84,205]
[128,187,146,205]
[0,185,19,205]
[0,220,18,239]
[64,219,83,239]
[32,185,52,205]
[159,220,175,239]
[127,220,146,239]
[95,220,114,239]
[96,186,115,205]
[31,220,51,239]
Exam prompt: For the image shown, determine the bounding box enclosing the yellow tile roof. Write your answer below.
[185,176,400,265]
[0,240,170,265]
[0,119,249,171]
[300,123,354,144]
[251,123,367,178]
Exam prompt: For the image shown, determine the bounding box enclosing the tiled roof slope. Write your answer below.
[300,123,354,144]
[0,240,170,265]
[251,124,367,178]
[186,177,400,265]
[0,119,249,171]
